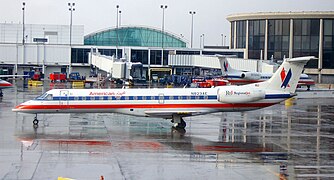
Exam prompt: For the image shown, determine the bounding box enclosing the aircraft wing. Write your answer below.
[144,110,198,118]
[0,75,28,78]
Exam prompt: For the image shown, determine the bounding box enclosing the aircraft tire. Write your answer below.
[33,119,39,125]
[175,119,186,129]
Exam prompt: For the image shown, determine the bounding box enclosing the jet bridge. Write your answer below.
[168,55,278,73]
[89,52,142,80]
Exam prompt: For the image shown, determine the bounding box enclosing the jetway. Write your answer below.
[89,52,142,80]
[168,55,278,73]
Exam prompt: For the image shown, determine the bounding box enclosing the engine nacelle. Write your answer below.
[240,72,261,80]
[217,86,265,103]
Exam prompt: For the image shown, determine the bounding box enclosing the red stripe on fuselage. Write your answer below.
[14,103,277,110]
[0,83,12,87]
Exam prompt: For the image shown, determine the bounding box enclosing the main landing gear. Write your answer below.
[171,115,186,129]
[0,90,3,97]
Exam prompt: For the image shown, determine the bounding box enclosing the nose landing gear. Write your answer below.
[33,114,39,128]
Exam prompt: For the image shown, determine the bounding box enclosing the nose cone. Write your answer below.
[12,100,34,113]
[12,104,25,112]
[0,80,12,88]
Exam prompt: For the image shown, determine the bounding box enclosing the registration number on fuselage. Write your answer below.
[191,92,208,96]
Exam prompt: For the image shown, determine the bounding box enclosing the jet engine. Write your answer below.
[240,72,261,80]
[217,86,265,103]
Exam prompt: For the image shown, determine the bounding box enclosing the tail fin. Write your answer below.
[217,55,238,74]
[262,56,316,93]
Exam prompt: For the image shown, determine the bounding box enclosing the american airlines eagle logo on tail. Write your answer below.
[224,61,229,72]
[280,67,292,89]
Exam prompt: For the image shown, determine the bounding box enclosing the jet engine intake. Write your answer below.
[240,72,261,80]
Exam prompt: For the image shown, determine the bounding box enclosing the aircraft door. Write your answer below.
[158,93,164,104]
[59,90,69,109]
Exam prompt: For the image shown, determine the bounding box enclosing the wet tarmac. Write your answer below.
[1,81,334,179]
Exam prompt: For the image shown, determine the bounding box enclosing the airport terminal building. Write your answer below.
[227,11,334,83]
[0,11,334,83]
[0,24,240,79]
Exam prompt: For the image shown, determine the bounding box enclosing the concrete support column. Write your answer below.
[289,19,294,59]
[264,19,268,60]
[318,19,324,83]
[148,49,151,81]
[245,20,249,59]
[233,22,237,50]
[229,23,233,49]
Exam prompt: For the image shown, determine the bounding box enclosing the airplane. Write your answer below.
[217,56,315,90]
[0,74,29,97]
[13,56,316,129]
[0,75,15,97]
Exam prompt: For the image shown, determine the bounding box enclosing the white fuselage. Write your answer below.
[13,87,291,119]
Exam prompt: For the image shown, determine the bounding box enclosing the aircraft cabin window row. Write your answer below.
[38,95,215,101]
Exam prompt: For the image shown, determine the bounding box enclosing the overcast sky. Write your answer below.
[1,0,334,48]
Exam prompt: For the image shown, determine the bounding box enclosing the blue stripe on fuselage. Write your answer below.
[265,94,292,99]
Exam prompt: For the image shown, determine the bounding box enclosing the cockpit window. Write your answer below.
[35,93,47,100]
[45,94,53,100]
[35,93,52,100]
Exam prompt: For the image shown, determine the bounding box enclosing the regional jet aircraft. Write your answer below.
[217,56,315,89]
[13,56,316,129]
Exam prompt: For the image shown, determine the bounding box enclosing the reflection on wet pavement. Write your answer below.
[0,85,334,179]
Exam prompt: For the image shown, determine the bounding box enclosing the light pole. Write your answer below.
[116,5,119,58]
[119,10,122,27]
[22,2,25,45]
[224,35,226,47]
[189,11,196,48]
[68,2,75,74]
[221,34,224,46]
[68,2,75,46]
[200,34,205,49]
[160,5,167,65]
